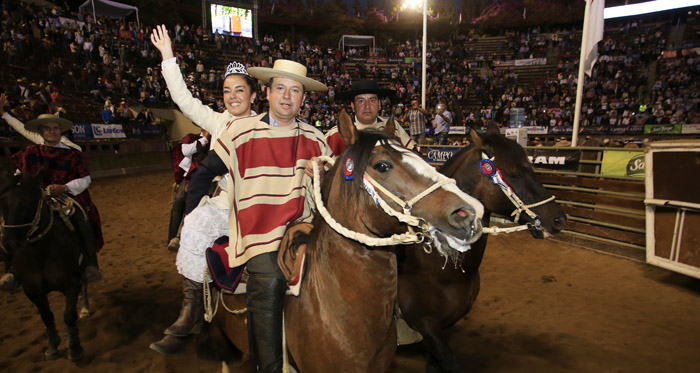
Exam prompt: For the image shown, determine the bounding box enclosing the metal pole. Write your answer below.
[91,0,96,24]
[421,0,427,108]
[572,0,592,148]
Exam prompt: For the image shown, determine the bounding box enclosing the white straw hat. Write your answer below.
[26,114,73,133]
[248,59,327,92]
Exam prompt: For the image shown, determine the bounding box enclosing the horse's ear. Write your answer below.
[338,109,358,147]
[469,128,483,148]
[383,116,396,137]
[486,122,500,135]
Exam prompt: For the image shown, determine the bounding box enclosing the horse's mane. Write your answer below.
[441,130,531,175]
[440,144,475,174]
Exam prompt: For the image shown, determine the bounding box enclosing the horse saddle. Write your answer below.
[206,224,311,296]
[277,223,312,297]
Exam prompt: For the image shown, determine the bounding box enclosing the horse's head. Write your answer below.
[0,166,46,250]
[321,110,484,258]
[442,124,566,238]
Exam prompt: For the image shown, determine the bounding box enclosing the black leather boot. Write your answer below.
[164,278,204,337]
[246,274,287,373]
[167,184,186,251]
[73,214,102,283]
[149,335,192,355]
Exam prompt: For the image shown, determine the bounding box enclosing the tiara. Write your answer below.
[225,61,250,78]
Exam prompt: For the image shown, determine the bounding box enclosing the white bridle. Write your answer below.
[478,152,555,234]
[312,154,459,248]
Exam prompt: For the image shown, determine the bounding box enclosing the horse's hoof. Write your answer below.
[79,307,91,318]
[69,346,84,362]
[44,348,60,360]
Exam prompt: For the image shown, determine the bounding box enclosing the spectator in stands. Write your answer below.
[136,108,154,125]
[116,98,130,125]
[402,97,430,147]
[101,103,115,124]
[326,79,414,156]
[432,102,452,145]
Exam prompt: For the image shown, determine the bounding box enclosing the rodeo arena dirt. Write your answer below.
[0,171,697,372]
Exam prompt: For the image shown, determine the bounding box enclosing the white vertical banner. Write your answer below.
[572,0,605,147]
[583,0,605,76]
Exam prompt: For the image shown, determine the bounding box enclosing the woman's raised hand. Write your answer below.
[150,24,174,61]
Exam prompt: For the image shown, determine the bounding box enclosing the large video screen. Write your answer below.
[210,4,253,38]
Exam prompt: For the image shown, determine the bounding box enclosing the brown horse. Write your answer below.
[0,168,88,361]
[202,111,485,372]
[398,124,567,372]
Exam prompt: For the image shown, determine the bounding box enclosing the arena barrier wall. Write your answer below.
[0,138,171,178]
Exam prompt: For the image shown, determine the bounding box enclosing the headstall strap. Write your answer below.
[479,152,555,231]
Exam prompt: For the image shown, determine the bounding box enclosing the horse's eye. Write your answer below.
[373,161,392,173]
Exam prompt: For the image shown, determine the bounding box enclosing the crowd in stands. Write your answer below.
[2,0,699,143]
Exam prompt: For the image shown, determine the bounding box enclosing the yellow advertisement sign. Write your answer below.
[601,150,645,177]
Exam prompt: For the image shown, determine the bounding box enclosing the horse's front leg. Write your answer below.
[24,289,61,359]
[79,280,90,318]
[420,326,460,373]
[64,283,84,361]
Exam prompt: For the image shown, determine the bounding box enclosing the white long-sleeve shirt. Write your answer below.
[161,58,254,148]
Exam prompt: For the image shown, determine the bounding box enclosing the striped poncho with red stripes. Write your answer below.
[214,113,331,268]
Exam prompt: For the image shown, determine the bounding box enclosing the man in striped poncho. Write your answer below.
[186,60,331,372]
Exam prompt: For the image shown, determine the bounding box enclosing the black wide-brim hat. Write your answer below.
[335,80,396,101]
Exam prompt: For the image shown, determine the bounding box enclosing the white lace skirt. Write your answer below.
[176,202,228,282]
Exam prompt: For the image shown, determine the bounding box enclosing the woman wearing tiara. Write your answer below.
[149,24,258,355]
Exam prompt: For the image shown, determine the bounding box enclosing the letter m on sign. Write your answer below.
[548,156,565,165]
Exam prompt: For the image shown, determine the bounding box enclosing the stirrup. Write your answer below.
[167,237,180,252]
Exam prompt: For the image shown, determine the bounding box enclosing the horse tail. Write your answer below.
[196,320,243,364]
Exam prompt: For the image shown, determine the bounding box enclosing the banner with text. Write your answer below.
[91,124,126,139]
[426,146,462,165]
[601,150,645,178]
[131,125,164,138]
[643,124,682,135]
[525,148,580,171]
[71,122,93,140]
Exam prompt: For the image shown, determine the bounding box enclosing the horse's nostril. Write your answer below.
[456,209,469,218]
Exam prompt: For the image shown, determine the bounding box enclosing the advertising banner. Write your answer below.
[548,126,574,135]
[131,125,164,138]
[71,122,93,140]
[609,126,629,135]
[426,146,462,165]
[448,126,467,135]
[525,148,580,171]
[627,125,644,134]
[681,124,700,134]
[643,124,682,135]
[92,124,126,139]
[522,126,548,135]
[514,57,547,66]
[601,150,645,178]
[580,125,606,135]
